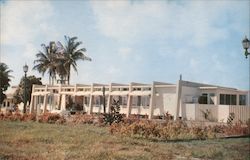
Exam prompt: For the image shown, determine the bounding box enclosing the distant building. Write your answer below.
[2,86,17,108]
[29,79,250,123]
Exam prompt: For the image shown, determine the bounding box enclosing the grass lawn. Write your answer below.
[0,121,249,160]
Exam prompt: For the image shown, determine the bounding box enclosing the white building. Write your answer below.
[29,78,250,123]
[1,86,18,110]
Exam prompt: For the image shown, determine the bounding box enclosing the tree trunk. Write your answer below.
[67,70,70,85]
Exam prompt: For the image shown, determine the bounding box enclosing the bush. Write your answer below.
[70,113,95,124]
[224,121,250,136]
[0,112,36,122]
[103,99,123,125]
[38,113,65,124]
[22,113,37,122]
[109,120,227,140]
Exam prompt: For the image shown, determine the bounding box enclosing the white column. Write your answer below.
[43,94,48,113]
[107,84,112,113]
[126,83,132,117]
[88,84,94,114]
[60,94,66,111]
[58,84,62,110]
[43,85,48,113]
[37,96,41,115]
[175,78,182,120]
[29,95,34,113]
[148,82,155,119]
[29,84,36,113]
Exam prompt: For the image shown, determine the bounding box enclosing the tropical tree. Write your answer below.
[13,75,42,106]
[0,63,12,107]
[33,36,91,85]
[33,42,58,85]
[61,36,91,84]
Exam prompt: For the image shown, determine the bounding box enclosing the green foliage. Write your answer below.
[33,36,91,85]
[33,42,58,84]
[0,63,12,105]
[13,75,42,104]
[103,99,123,125]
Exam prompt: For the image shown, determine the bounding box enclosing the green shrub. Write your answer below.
[103,99,123,125]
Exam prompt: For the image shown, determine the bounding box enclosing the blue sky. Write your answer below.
[0,0,249,90]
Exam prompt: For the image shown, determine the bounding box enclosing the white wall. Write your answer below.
[218,105,230,123]
[181,86,200,118]
[184,104,218,121]
[163,93,176,116]
[153,86,176,116]
[184,104,196,120]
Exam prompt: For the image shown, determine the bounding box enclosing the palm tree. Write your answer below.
[0,63,12,107]
[33,42,58,85]
[61,36,91,84]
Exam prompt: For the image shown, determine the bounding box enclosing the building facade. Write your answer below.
[1,86,18,111]
[29,79,250,123]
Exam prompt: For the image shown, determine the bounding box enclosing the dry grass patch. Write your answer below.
[0,121,249,160]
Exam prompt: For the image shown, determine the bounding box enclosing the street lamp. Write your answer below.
[242,36,250,58]
[23,64,28,113]
[241,36,250,106]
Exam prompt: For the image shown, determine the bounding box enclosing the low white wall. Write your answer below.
[153,108,161,116]
[218,105,229,123]
[184,104,250,123]
[229,105,250,123]
[92,106,103,113]
[131,107,138,114]
[195,104,218,122]
[184,104,218,122]
[184,104,196,121]
[120,105,127,114]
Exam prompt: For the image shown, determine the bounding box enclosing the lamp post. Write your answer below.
[23,64,28,113]
[241,36,250,106]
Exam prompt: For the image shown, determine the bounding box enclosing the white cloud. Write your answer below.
[0,0,56,85]
[90,1,246,48]
[118,47,132,59]
[1,0,54,45]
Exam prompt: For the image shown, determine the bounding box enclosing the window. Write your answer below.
[230,95,236,105]
[118,96,122,104]
[220,94,225,105]
[113,96,127,107]
[226,95,230,105]
[121,96,127,106]
[133,88,141,91]
[137,96,141,106]
[199,94,208,104]
[220,94,237,105]
[239,95,246,105]
[131,96,149,107]
[141,96,150,107]
[132,96,138,106]
[93,96,101,106]
[84,96,89,105]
